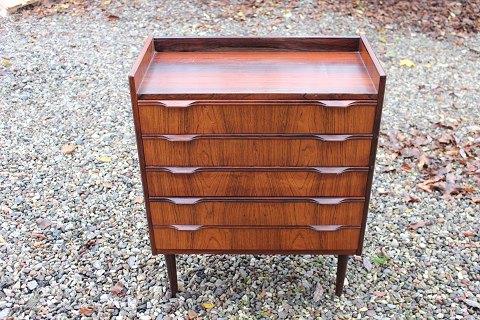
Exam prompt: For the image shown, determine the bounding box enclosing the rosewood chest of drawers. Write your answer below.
[129,36,386,297]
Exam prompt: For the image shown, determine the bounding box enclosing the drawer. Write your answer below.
[146,167,368,197]
[138,100,376,134]
[153,226,360,253]
[142,135,372,166]
[149,198,365,226]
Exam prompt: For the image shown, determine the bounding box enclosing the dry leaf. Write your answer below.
[2,205,12,214]
[467,125,480,132]
[134,196,144,204]
[61,144,76,154]
[33,241,42,248]
[103,182,113,189]
[202,302,214,309]
[83,239,96,250]
[32,232,46,240]
[37,218,52,229]
[463,230,476,237]
[374,291,387,297]
[79,306,95,316]
[461,298,480,309]
[400,59,415,67]
[107,14,119,20]
[96,156,112,162]
[418,154,430,169]
[406,195,421,203]
[258,291,267,298]
[312,282,324,302]
[418,177,442,192]
[2,60,12,67]
[0,235,5,244]
[463,185,477,194]
[434,121,457,130]
[40,115,53,121]
[401,148,421,158]
[435,296,445,304]
[408,220,426,230]
[401,162,412,172]
[111,282,124,296]
[188,310,199,319]
[415,135,432,146]
[283,10,292,18]
[378,188,389,195]
[363,257,373,271]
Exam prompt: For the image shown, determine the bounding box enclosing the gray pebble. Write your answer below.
[26,280,38,290]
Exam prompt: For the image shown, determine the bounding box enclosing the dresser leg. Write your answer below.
[335,255,349,296]
[165,254,178,297]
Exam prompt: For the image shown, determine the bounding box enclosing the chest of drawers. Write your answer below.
[129,36,386,297]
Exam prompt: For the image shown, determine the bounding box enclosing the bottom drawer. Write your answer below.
[153,226,360,253]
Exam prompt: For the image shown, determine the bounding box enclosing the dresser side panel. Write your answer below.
[356,75,386,255]
[129,69,157,255]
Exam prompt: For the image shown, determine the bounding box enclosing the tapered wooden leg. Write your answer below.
[335,255,349,296]
[165,254,178,297]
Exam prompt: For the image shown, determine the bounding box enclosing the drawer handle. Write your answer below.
[138,100,196,108]
[314,134,358,141]
[166,225,359,231]
[171,225,202,231]
[163,167,200,174]
[138,100,375,108]
[311,225,346,231]
[149,166,368,174]
[313,198,349,205]
[144,134,372,142]
[313,167,350,174]
[316,100,370,108]
[161,134,198,142]
[154,197,365,205]
[165,198,202,205]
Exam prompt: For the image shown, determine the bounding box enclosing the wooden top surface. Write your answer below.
[138,51,377,99]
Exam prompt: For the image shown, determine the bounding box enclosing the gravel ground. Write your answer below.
[1,1,479,319]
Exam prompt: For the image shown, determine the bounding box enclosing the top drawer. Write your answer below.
[137,100,376,134]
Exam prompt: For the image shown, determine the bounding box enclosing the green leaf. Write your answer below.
[371,254,388,265]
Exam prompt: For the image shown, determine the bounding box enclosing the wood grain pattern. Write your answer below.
[129,36,386,295]
[142,136,372,167]
[154,37,360,52]
[138,51,377,100]
[145,167,368,197]
[149,198,365,226]
[138,101,376,134]
[153,226,360,251]
[129,35,154,90]
[128,34,157,255]
[359,35,386,91]
[356,66,387,256]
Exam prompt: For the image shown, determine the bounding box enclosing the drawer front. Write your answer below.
[146,168,368,197]
[138,101,376,134]
[142,136,372,167]
[149,198,365,226]
[153,226,360,252]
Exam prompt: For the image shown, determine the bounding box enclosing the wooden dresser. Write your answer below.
[129,36,386,297]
